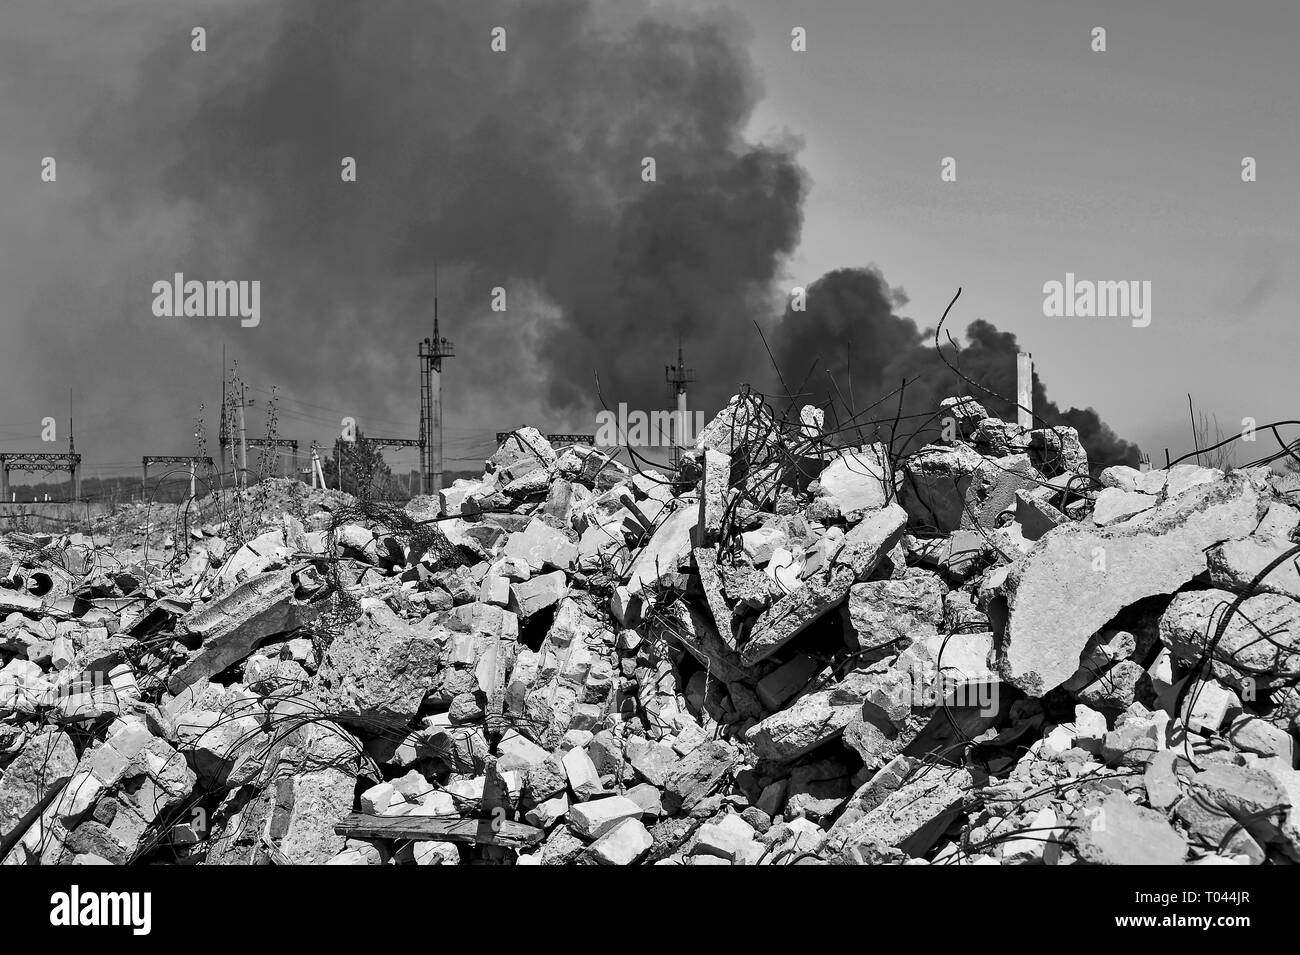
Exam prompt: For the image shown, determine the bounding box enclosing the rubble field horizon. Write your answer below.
[2,391,1298,868]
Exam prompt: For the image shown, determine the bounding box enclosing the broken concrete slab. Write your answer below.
[0,728,77,847]
[509,570,567,618]
[1002,474,1261,695]
[755,654,825,712]
[1160,465,1225,501]
[567,795,643,838]
[625,736,679,787]
[1071,791,1187,865]
[1100,465,1143,492]
[693,812,762,864]
[814,445,890,522]
[1225,715,1296,762]
[1160,588,1300,690]
[503,520,577,573]
[662,740,738,814]
[168,569,314,694]
[696,449,731,547]
[561,746,603,801]
[1027,426,1088,478]
[899,444,987,534]
[747,686,858,761]
[847,574,946,654]
[741,525,787,566]
[692,547,736,647]
[1014,490,1068,541]
[901,446,1042,535]
[1208,535,1300,601]
[1188,762,1300,860]
[625,505,697,595]
[311,602,442,731]
[741,503,907,665]
[824,765,970,860]
[1144,750,1189,811]
[589,817,653,864]
[1091,488,1157,526]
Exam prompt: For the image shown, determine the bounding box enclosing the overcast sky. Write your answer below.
[1,0,1296,485]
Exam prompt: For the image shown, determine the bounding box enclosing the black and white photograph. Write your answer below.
[0,0,1293,930]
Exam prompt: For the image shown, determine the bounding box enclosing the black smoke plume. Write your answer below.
[1,0,803,465]
[1,1,1137,474]
[771,268,1142,470]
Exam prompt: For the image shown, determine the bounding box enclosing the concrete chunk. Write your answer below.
[741,503,906,665]
[625,506,697,594]
[311,602,441,731]
[748,688,857,761]
[1071,792,1187,865]
[509,570,567,618]
[696,449,731,547]
[561,747,603,801]
[1091,488,1156,526]
[825,765,970,860]
[693,813,761,864]
[814,445,890,521]
[847,574,945,654]
[567,795,643,838]
[504,519,577,573]
[1002,474,1260,694]
[662,740,738,813]
[0,729,77,845]
[168,570,309,693]
[755,655,825,712]
[589,817,653,864]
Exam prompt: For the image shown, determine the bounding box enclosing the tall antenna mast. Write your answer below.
[665,335,696,469]
[69,388,79,500]
[419,263,454,496]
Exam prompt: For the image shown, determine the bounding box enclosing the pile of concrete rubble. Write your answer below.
[2,393,1298,866]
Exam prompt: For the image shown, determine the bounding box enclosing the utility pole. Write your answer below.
[220,345,227,477]
[238,380,249,489]
[419,269,455,496]
[1016,352,1034,429]
[665,338,696,469]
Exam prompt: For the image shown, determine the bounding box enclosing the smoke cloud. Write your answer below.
[0,0,1135,475]
[0,0,802,468]
[771,267,1142,469]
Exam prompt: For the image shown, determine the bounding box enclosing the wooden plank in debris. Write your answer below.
[333,813,544,849]
[692,547,735,649]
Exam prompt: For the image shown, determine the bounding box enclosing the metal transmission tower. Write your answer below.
[245,438,298,478]
[665,340,696,468]
[0,398,80,502]
[419,298,454,496]
[142,456,213,500]
[217,362,249,486]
